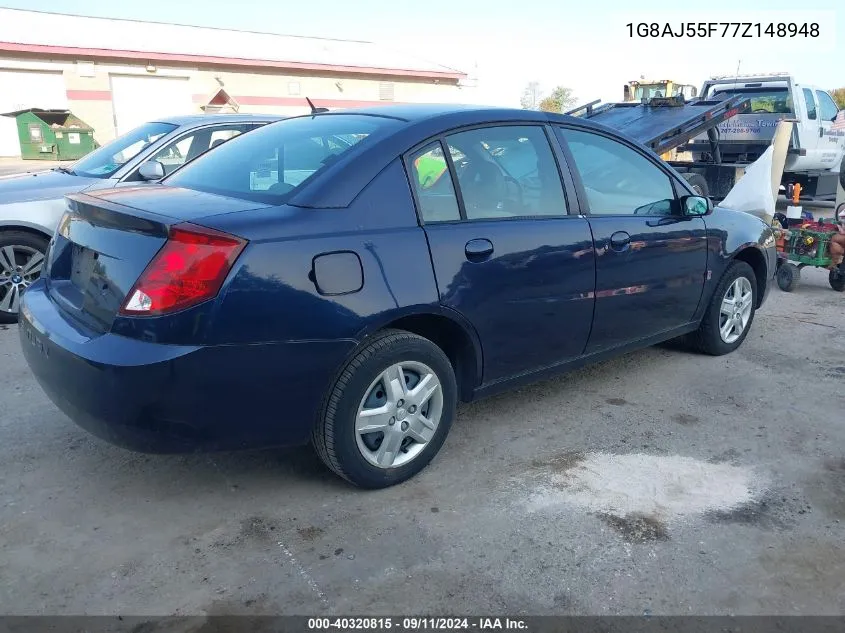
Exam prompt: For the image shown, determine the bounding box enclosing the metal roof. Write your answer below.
[0,8,465,80]
[1,108,71,118]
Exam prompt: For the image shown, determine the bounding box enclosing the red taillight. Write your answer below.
[120,223,246,316]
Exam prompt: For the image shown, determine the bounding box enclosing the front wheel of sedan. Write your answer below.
[313,329,457,489]
[692,260,757,356]
[0,231,49,325]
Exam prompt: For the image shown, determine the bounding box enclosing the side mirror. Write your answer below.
[682,195,712,216]
[138,160,165,181]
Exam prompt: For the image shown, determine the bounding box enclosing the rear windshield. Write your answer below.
[165,114,401,204]
[708,87,793,114]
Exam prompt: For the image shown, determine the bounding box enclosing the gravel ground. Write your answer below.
[0,267,844,616]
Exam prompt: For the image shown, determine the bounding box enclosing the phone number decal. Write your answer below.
[626,22,820,38]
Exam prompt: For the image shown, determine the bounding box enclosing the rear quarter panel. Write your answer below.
[202,159,441,345]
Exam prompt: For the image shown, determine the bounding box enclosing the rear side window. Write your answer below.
[710,88,792,114]
[166,115,400,204]
[445,125,568,219]
[408,142,462,222]
[803,88,817,120]
[408,126,569,222]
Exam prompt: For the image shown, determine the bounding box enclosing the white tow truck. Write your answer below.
[682,73,845,201]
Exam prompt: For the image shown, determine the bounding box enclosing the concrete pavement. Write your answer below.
[1,267,843,616]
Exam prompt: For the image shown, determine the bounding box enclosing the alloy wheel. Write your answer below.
[0,245,44,315]
[718,276,753,344]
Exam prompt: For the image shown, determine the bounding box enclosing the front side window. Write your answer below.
[816,90,839,122]
[166,115,399,204]
[803,88,817,120]
[72,121,177,178]
[444,125,568,220]
[153,135,196,175]
[559,128,677,216]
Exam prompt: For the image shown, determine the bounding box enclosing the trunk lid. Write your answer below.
[89,184,272,222]
[43,187,262,333]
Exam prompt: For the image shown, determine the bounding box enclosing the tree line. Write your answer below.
[520,82,576,113]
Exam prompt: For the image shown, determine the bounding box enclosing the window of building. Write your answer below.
[379,82,395,101]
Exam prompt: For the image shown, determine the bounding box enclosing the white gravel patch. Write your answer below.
[527,452,763,521]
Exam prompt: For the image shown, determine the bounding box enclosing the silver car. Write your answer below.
[0,113,281,323]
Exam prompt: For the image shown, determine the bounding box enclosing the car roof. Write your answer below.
[309,102,584,125]
[153,113,284,127]
[281,103,619,208]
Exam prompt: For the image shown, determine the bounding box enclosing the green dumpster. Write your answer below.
[1,108,96,160]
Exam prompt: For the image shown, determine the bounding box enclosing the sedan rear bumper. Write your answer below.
[19,281,355,453]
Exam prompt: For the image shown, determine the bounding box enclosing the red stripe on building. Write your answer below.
[66,89,111,100]
[0,42,465,81]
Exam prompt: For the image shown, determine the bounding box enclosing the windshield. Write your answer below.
[708,87,793,114]
[71,122,177,178]
[166,114,401,204]
[634,84,670,100]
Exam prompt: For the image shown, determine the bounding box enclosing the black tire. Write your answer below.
[682,172,710,197]
[830,268,845,292]
[839,155,844,190]
[312,329,457,489]
[776,262,800,292]
[692,261,758,356]
[0,230,49,325]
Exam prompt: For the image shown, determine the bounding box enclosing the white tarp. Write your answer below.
[719,145,775,224]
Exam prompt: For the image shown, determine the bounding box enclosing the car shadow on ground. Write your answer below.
[38,342,688,501]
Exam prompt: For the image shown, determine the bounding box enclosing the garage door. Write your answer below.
[110,75,193,137]
[0,70,67,157]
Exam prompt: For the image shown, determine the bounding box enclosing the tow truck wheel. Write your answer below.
[839,156,845,190]
[777,263,800,292]
[830,266,845,292]
[682,173,710,197]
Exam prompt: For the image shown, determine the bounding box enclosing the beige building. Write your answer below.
[0,8,471,157]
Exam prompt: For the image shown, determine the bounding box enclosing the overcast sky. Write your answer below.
[0,0,841,107]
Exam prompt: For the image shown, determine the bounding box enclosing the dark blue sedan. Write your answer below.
[18,104,776,488]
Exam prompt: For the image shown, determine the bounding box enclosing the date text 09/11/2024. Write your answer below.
[307,618,528,630]
[626,22,820,38]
